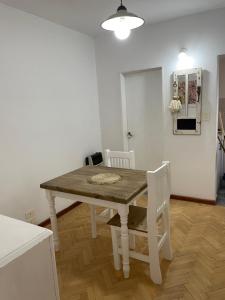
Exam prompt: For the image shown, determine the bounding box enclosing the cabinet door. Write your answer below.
[0,237,60,300]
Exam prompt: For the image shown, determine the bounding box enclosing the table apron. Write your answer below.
[49,188,147,210]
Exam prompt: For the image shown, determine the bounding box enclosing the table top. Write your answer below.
[40,166,147,204]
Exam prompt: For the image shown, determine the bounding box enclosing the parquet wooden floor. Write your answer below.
[52,198,225,300]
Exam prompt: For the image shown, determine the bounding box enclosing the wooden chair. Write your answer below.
[107,161,173,284]
[89,149,135,239]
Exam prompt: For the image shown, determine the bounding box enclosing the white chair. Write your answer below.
[105,149,135,169]
[89,149,135,239]
[107,161,173,284]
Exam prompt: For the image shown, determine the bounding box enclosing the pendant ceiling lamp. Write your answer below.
[101,0,144,40]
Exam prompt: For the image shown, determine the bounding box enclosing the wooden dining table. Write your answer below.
[40,165,147,278]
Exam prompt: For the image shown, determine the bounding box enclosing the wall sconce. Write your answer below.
[177,48,194,70]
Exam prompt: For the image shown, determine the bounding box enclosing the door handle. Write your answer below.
[127,131,134,139]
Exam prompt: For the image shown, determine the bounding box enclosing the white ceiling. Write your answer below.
[1,0,225,37]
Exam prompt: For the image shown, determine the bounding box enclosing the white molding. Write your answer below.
[120,73,129,151]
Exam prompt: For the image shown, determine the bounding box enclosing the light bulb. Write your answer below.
[177,48,194,70]
[178,52,187,60]
[114,27,131,40]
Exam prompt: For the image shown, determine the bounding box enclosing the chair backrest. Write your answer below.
[147,161,171,234]
[105,149,135,169]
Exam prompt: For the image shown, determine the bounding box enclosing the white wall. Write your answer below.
[0,3,102,223]
[95,8,225,201]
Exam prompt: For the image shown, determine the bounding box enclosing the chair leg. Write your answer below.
[148,236,162,284]
[161,209,173,260]
[111,227,121,270]
[89,205,97,238]
[129,201,136,250]
[162,235,173,261]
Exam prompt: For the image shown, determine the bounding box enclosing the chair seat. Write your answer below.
[107,205,148,233]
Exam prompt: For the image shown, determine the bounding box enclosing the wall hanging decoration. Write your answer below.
[171,68,202,135]
[101,0,144,40]
[169,96,182,113]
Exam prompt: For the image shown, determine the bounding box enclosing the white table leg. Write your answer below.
[111,227,121,270]
[118,205,130,278]
[89,205,97,238]
[46,190,60,251]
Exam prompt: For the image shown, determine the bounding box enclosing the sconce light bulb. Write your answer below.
[177,48,194,70]
[178,48,187,60]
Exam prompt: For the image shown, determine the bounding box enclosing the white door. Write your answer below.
[123,68,163,170]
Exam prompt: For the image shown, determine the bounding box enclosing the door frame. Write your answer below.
[120,73,129,151]
[216,54,225,193]
[120,67,163,152]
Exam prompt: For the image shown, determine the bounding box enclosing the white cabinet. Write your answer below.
[173,68,202,135]
[0,215,60,300]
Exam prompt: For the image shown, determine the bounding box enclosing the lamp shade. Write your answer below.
[101,3,144,32]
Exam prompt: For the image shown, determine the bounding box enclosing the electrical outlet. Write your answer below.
[25,209,36,224]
